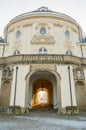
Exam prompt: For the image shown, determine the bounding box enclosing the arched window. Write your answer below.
[13,50,20,55]
[66,50,72,55]
[16,30,21,39]
[65,30,70,39]
[38,48,47,54]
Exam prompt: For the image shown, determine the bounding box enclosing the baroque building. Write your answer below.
[0,7,86,114]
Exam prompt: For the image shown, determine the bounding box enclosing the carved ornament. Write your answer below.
[53,23,63,28]
[2,67,13,80]
[23,23,32,28]
[36,23,50,30]
[73,67,85,80]
[31,35,55,45]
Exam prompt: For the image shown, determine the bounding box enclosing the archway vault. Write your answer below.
[25,70,61,111]
[31,79,53,108]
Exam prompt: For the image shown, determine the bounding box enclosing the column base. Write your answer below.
[7,106,29,115]
[60,106,79,115]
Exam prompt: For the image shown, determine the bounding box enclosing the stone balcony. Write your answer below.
[0,54,86,66]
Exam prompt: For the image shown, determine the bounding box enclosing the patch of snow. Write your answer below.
[17,116,86,129]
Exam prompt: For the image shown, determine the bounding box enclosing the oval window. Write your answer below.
[40,28,46,35]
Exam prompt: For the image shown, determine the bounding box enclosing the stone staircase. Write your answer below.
[29,106,58,117]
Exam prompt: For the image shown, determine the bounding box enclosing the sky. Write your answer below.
[0,0,86,37]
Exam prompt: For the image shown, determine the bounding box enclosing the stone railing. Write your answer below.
[0,54,86,66]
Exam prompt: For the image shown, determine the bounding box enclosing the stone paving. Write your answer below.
[0,111,86,130]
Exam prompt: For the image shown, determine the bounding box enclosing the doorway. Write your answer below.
[27,71,58,109]
[31,79,53,108]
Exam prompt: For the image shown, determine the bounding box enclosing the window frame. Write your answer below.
[16,30,21,39]
[66,50,72,55]
[65,30,70,40]
[13,50,20,55]
[38,47,47,54]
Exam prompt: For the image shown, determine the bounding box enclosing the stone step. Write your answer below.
[0,107,7,113]
[29,106,58,114]
[29,108,58,118]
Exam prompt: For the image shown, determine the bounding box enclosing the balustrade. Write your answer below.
[0,54,85,66]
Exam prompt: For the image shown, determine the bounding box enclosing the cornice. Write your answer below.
[4,12,82,34]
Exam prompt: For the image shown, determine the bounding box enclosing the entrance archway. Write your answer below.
[26,71,59,109]
[75,81,86,110]
[31,79,53,108]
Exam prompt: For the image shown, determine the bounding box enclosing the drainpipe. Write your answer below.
[80,45,83,58]
[13,66,18,113]
[68,66,73,115]
[2,44,5,57]
[78,26,83,58]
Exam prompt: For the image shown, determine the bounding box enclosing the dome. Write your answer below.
[10,6,77,24]
[4,6,82,35]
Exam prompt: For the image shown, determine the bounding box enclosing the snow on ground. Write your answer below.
[0,114,86,130]
[17,116,86,129]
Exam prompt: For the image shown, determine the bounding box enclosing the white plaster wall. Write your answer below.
[10,65,30,107]
[57,65,76,108]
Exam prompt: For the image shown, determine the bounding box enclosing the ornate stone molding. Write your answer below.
[23,23,32,28]
[53,23,63,28]
[71,27,78,33]
[73,67,85,80]
[8,28,14,33]
[30,64,56,72]
[35,23,50,30]
[2,66,13,80]
[31,35,55,45]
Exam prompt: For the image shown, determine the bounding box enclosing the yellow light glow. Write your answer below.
[38,90,48,104]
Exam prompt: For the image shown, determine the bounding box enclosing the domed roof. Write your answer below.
[10,6,77,23]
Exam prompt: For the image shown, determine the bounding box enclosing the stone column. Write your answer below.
[57,65,77,114]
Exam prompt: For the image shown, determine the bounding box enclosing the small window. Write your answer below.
[38,47,47,54]
[66,50,72,55]
[65,30,70,39]
[40,28,46,35]
[16,31,21,39]
[13,50,20,55]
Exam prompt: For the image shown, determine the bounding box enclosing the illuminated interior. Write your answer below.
[31,79,53,108]
[38,90,48,104]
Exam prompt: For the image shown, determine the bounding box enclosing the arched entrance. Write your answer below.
[26,71,59,109]
[75,81,86,111]
[31,79,53,108]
